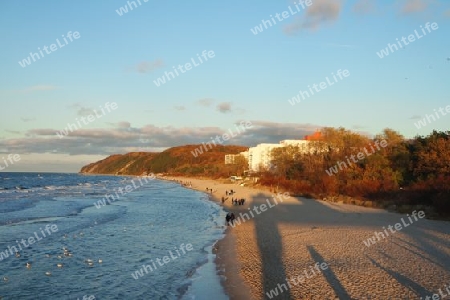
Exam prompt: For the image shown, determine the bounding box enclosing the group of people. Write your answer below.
[221,188,246,226]
[181,181,192,187]
[225,189,235,196]
[232,198,245,205]
[171,179,192,188]
[205,187,213,194]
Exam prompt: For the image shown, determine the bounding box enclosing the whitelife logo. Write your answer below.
[421,283,450,300]
[153,50,215,87]
[131,243,193,279]
[94,175,155,209]
[414,105,450,129]
[190,121,252,157]
[288,69,350,106]
[363,211,425,247]
[376,22,438,58]
[229,192,291,228]
[250,0,312,35]
[56,102,118,138]
[115,0,149,16]
[266,261,329,299]
[0,224,58,262]
[18,31,81,68]
[0,154,21,171]
[325,140,388,176]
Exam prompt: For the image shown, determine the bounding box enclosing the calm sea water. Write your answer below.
[0,173,228,300]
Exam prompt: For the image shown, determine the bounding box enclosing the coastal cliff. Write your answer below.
[80,144,247,177]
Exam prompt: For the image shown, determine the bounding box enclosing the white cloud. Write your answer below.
[284,0,343,35]
[400,0,430,15]
[1,121,324,156]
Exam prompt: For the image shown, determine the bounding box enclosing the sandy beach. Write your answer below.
[170,176,450,299]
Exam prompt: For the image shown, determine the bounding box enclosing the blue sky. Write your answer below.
[1,0,449,172]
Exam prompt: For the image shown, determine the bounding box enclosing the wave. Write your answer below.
[44,186,58,190]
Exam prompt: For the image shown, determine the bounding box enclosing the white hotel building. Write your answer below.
[247,143,283,172]
[225,131,323,173]
[245,139,315,172]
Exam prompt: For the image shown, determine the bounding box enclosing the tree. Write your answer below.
[412,131,450,180]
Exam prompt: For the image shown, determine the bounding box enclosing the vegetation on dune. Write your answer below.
[80,152,159,175]
[80,145,247,178]
[261,128,450,216]
[80,128,450,216]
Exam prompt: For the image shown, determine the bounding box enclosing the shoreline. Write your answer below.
[161,176,255,300]
[75,173,450,298]
[158,175,450,299]
[79,172,446,221]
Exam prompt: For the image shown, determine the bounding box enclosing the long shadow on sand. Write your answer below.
[252,195,290,299]
[307,245,350,299]
[234,192,356,299]
[366,255,434,296]
[227,190,450,299]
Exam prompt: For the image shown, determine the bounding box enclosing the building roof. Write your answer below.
[304,131,322,141]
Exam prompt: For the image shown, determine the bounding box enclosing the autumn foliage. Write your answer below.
[261,128,450,215]
[80,128,450,215]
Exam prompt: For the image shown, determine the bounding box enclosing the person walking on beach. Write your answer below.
[226,212,232,226]
[230,213,235,225]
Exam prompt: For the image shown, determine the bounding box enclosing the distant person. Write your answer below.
[230,213,235,225]
[225,212,232,226]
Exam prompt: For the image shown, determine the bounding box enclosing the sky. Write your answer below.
[1,0,449,172]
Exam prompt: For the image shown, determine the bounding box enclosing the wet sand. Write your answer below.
[170,176,450,299]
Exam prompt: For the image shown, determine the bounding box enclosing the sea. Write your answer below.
[0,172,229,300]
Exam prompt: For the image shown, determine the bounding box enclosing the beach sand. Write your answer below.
[170,176,450,299]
